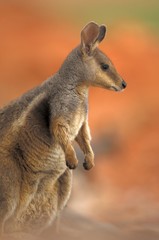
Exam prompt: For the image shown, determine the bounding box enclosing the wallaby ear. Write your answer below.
[98,25,106,43]
[81,22,106,55]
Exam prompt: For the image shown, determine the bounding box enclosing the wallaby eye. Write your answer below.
[101,63,109,71]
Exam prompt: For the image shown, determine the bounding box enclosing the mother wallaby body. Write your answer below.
[0,22,126,236]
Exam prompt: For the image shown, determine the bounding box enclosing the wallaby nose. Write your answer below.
[122,80,127,89]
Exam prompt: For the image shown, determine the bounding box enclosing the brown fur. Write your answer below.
[0,22,126,237]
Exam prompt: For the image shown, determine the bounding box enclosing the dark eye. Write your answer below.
[101,63,109,71]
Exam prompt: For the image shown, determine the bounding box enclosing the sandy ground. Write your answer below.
[2,209,159,240]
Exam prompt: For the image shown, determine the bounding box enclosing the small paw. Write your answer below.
[83,161,95,171]
[66,160,78,170]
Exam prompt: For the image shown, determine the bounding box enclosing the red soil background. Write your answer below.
[0,2,159,228]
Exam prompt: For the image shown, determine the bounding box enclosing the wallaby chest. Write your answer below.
[69,106,86,141]
[67,88,88,140]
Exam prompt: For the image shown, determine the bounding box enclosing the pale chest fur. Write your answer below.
[67,86,88,141]
[69,106,86,141]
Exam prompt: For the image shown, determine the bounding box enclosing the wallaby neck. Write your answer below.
[41,47,89,99]
[58,47,88,87]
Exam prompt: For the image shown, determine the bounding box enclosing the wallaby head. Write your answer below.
[80,21,127,91]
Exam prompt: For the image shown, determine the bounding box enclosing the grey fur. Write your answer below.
[0,22,126,237]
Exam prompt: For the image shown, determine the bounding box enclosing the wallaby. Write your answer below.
[0,21,126,237]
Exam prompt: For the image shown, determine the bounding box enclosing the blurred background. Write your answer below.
[0,0,159,238]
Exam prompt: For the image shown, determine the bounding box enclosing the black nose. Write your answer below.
[122,80,127,89]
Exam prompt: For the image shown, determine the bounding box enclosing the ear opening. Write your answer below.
[81,22,100,55]
[80,22,106,55]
